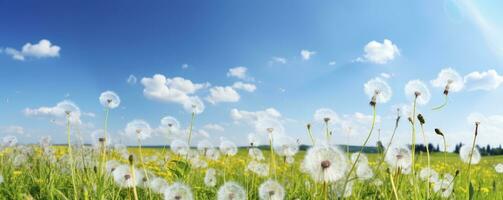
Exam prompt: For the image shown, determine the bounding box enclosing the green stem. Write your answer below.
[66,115,78,200]
[341,105,376,193]
[420,124,431,199]
[187,112,195,146]
[432,95,448,111]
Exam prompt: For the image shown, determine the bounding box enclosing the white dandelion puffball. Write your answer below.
[385,145,412,172]
[125,119,152,140]
[405,80,431,105]
[433,175,454,198]
[247,161,269,177]
[205,148,221,160]
[356,164,374,180]
[148,177,169,194]
[255,118,285,135]
[419,168,439,183]
[159,116,181,137]
[164,182,193,200]
[302,145,348,183]
[183,96,205,114]
[197,140,214,152]
[313,108,339,125]
[112,165,139,188]
[171,139,190,156]
[351,153,369,165]
[217,182,247,200]
[364,77,392,103]
[431,68,464,92]
[58,100,81,123]
[258,179,285,200]
[204,168,217,187]
[91,129,112,146]
[39,136,52,148]
[2,135,18,147]
[105,160,121,174]
[273,136,299,157]
[494,163,503,173]
[99,91,121,109]
[220,139,238,156]
[249,148,265,161]
[459,145,481,164]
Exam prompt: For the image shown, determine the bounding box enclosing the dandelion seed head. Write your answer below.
[494,163,503,173]
[164,182,193,200]
[405,80,431,105]
[419,167,439,183]
[99,91,121,109]
[171,139,190,156]
[204,168,217,187]
[314,108,339,125]
[258,179,285,200]
[431,68,464,93]
[364,77,392,104]
[302,145,348,183]
[385,145,412,173]
[217,182,247,200]
[459,145,481,164]
[149,177,169,194]
[219,140,238,156]
[125,119,152,140]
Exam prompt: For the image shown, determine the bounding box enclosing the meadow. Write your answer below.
[0,145,502,199]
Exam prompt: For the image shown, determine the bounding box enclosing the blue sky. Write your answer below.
[1,0,503,148]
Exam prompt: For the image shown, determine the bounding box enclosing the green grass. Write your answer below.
[0,147,502,200]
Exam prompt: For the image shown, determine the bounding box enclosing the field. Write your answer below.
[0,145,502,200]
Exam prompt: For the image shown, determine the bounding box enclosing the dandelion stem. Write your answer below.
[187,112,195,146]
[442,135,447,171]
[432,95,448,111]
[269,133,276,178]
[466,122,479,200]
[419,124,431,199]
[306,124,316,146]
[66,115,78,200]
[389,171,399,200]
[341,105,376,194]
[129,164,139,200]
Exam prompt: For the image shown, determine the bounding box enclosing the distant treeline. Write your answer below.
[452,142,503,156]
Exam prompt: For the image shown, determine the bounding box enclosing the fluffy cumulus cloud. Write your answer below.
[300,49,316,60]
[206,86,240,104]
[203,123,225,132]
[141,74,208,113]
[230,108,284,135]
[358,39,399,64]
[24,100,82,124]
[227,66,248,80]
[338,112,381,136]
[465,113,503,146]
[3,39,60,61]
[463,69,503,91]
[232,81,256,92]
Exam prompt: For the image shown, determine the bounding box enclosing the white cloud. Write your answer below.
[4,39,60,61]
[463,69,503,91]
[24,100,82,124]
[227,66,248,80]
[141,74,208,113]
[203,123,225,132]
[127,74,137,85]
[1,125,25,135]
[465,113,503,146]
[358,39,399,64]
[182,63,189,69]
[230,108,284,135]
[232,81,256,92]
[206,86,240,104]
[328,61,337,66]
[380,73,392,79]
[300,49,316,60]
[269,57,287,65]
[338,112,381,136]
